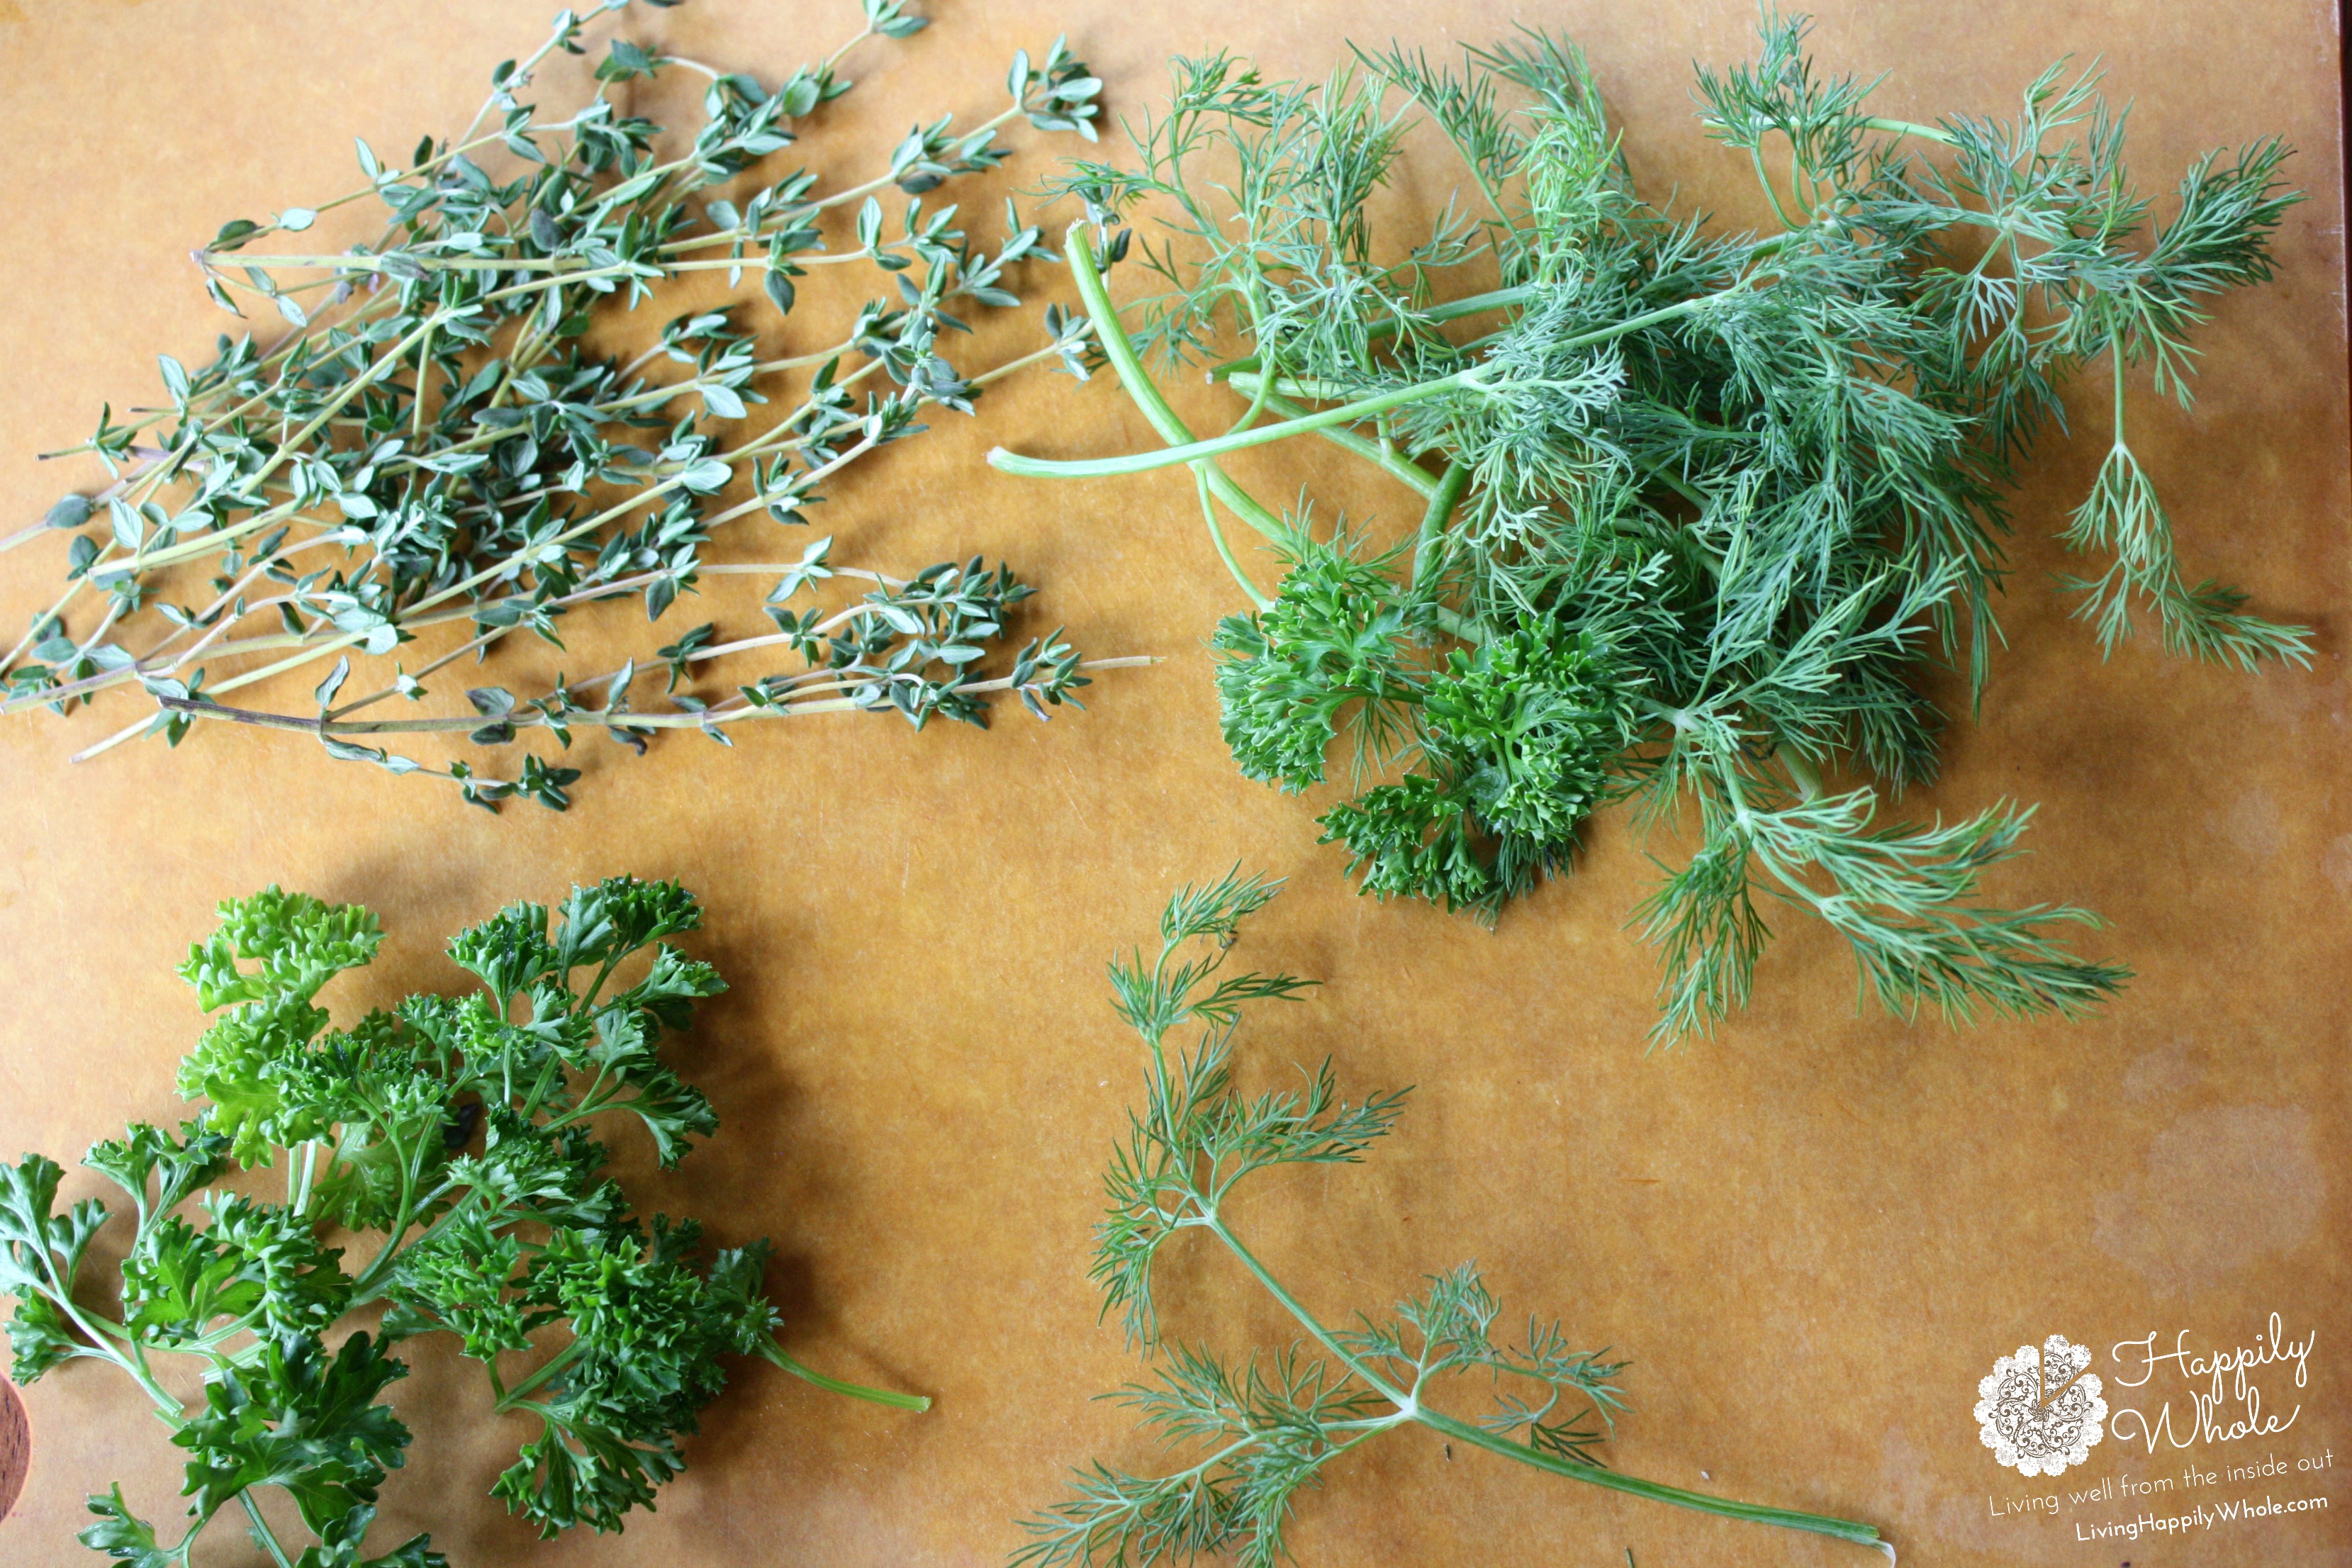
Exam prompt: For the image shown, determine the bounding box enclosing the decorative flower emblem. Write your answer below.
[1976,1334,2106,1477]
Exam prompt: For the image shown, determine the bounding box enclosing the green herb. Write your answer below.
[993,14,2307,1037]
[1,0,1131,810]
[1015,871,1888,1563]
[0,877,917,1566]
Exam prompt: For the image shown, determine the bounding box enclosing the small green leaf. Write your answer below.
[778,77,822,118]
[678,459,732,494]
[107,499,143,551]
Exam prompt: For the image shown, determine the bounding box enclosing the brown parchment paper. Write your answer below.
[0,2,2343,1564]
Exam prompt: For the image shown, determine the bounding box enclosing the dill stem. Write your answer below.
[1750,145,1801,229]
[1196,466,1271,609]
[1411,461,1472,585]
[1209,284,1540,373]
[1013,225,1292,549]
[1409,1406,1888,1550]
[996,366,1482,478]
[1224,372,1440,500]
[1202,1214,1888,1553]
[999,287,1730,481]
[1202,1216,1411,1405]
[1862,115,1957,146]
[1782,750,1825,801]
[2109,345,2129,451]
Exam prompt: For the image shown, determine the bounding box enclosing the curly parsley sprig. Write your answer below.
[1014,871,1891,1564]
[3,0,1129,810]
[0,877,918,1567]
[991,13,2300,1037]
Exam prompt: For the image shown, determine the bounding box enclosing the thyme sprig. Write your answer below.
[1,877,917,1568]
[4,0,1119,810]
[992,14,2305,1037]
[1016,871,1891,1564]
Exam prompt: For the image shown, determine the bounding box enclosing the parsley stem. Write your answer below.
[238,1494,297,1568]
[289,1140,318,1210]
[352,1187,473,1306]
[498,1337,586,1409]
[761,1343,931,1411]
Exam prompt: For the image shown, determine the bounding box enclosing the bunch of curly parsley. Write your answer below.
[0,878,917,1567]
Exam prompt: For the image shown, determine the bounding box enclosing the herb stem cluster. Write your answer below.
[4,0,1112,810]
[990,17,2305,1037]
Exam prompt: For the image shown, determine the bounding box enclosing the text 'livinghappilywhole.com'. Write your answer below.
[2075,1492,2329,1541]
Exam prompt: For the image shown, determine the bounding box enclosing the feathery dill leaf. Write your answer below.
[1015,875,1890,1563]
[994,10,2303,1038]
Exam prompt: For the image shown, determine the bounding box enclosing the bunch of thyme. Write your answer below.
[1,0,1133,811]
[1015,871,1890,1564]
[1,877,919,1567]
[993,14,2308,1038]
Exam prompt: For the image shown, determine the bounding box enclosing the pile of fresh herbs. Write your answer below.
[995,13,2307,1038]
[0,0,1130,812]
[0,876,917,1566]
[1017,871,1889,1563]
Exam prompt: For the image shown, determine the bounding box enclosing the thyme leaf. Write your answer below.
[4,0,1120,808]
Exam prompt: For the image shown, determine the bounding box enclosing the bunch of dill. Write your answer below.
[995,12,2308,1038]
